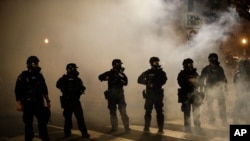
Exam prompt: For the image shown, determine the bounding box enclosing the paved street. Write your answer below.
[0,113,229,141]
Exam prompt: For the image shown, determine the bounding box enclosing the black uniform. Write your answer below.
[98,59,130,132]
[15,70,50,141]
[200,54,227,124]
[56,63,90,138]
[177,61,201,132]
[233,60,250,123]
[138,59,167,133]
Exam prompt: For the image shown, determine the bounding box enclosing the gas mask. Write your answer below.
[67,68,79,77]
[151,61,160,69]
[185,63,194,71]
[28,62,41,73]
[114,65,125,72]
[208,53,219,65]
[32,66,41,73]
[209,57,219,65]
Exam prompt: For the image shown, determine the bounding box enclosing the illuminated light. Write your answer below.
[44,38,49,44]
[241,38,247,45]
[241,38,248,56]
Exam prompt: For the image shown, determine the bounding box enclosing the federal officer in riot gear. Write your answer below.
[177,58,203,133]
[233,59,250,123]
[138,57,167,133]
[200,53,228,125]
[98,59,130,133]
[15,56,51,141]
[56,63,90,138]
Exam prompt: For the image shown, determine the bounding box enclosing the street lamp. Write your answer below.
[242,38,247,45]
[241,38,247,56]
[44,38,49,44]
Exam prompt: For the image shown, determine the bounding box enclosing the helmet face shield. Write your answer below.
[66,63,79,77]
[26,56,41,72]
[151,60,159,67]
[187,63,193,68]
[183,58,194,70]
[208,53,219,64]
[67,67,77,71]
[112,59,124,71]
[150,57,159,64]
[31,62,39,67]
[67,67,78,75]
[149,57,160,68]
[67,66,77,72]
[113,62,122,68]
[66,63,78,70]
[27,56,39,64]
[209,56,218,61]
[112,59,122,66]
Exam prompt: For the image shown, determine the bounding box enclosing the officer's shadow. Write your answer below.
[52,133,97,141]
[137,132,164,141]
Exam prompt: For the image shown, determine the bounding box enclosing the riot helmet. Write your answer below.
[66,63,79,77]
[208,53,219,65]
[112,59,124,72]
[26,56,41,72]
[66,63,78,70]
[149,57,160,68]
[182,58,194,70]
[27,56,39,64]
[112,59,122,66]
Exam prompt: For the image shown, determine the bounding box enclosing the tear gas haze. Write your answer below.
[0,0,246,136]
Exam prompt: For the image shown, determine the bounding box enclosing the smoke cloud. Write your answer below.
[0,0,244,134]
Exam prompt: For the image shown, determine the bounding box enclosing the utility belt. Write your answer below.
[104,88,124,99]
[60,95,79,108]
[177,88,205,105]
[21,97,43,104]
[177,88,195,103]
[142,88,164,99]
